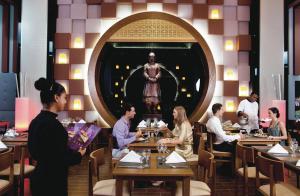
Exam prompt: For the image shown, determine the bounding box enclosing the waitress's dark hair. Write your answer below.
[268,107,280,118]
[34,77,66,106]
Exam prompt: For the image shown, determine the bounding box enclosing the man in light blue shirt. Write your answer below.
[112,103,142,158]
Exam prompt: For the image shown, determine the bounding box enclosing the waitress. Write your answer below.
[28,78,86,196]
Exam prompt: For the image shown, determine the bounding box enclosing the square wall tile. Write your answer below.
[216,65,224,81]
[209,5,223,19]
[69,80,85,95]
[237,35,251,51]
[177,0,193,3]
[134,0,147,2]
[85,49,93,65]
[224,6,236,20]
[238,65,250,81]
[193,4,208,19]
[71,4,87,19]
[208,19,224,35]
[84,96,95,111]
[208,0,224,4]
[85,111,99,123]
[238,21,249,35]
[70,64,87,80]
[223,97,238,112]
[101,3,117,18]
[223,51,238,66]
[86,0,102,4]
[132,3,147,13]
[163,3,178,15]
[205,35,224,65]
[70,49,86,64]
[71,34,85,48]
[163,0,176,2]
[116,4,132,18]
[193,19,208,36]
[72,20,86,34]
[224,20,238,36]
[148,0,163,2]
[224,36,237,51]
[147,3,163,11]
[56,80,69,94]
[238,0,251,5]
[55,33,71,49]
[73,0,86,3]
[223,111,238,121]
[193,0,207,3]
[223,81,239,96]
[85,33,100,48]
[86,19,101,33]
[224,0,237,5]
[237,6,250,21]
[57,111,69,122]
[56,49,70,64]
[178,4,193,19]
[57,0,72,4]
[238,51,249,66]
[54,64,70,80]
[239,81,249,97]
[100,19,117,35]
[88,5,101,18]
[58,5,71,18]
[224,66,238,80]
[57,19,72,33]
[68,110,85,119]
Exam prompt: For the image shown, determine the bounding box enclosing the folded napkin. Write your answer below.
[0,141,8,149]
[158,120,166,128]
[137,120,147,128]
[296,160,300,167]
[268,144,289,154]
[232,123,241,128]
[165,151,186,164]
[77,119,86,123]
[120,150,142,163]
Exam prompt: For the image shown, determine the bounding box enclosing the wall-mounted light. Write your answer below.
[182,77,186,81]
[74,37,84,48]
[120,88,124,92]
[73,99,82,110]
[115,94,119,98]
[211,9,220,19]
[181,88,186,92]
[58,53,68,64]
[121,76,124,80]
[115,82,119,86]
[225,100,235,112]
[239,83,249,97]
[73,69,82,79]
[176,65,180,70]
[126,65,130,70]
[187,94,191,98]
[115,65,120,69]
[120,100,123,104]
[224,40,234,51]
[157,105,161,110]
[224,67,238,81]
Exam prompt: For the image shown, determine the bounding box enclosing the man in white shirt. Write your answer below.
[237,92,259,131]
[206,103,244,152]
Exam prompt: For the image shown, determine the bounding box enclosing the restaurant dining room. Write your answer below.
[1,0,300,196]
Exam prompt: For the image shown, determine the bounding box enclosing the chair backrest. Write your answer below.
[198,150,214,182]
[88,160,93,196]
[89,148,105,181]
[206,132,215,153]
[255,155,284,196]
[112,136,119,149]
[0,148,14,193]
[236,142,255,164]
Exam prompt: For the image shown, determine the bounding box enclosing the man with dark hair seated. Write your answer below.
[112,103,142,158]
[206,103,244,153]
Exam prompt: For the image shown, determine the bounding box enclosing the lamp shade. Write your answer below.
[15,97,31,132]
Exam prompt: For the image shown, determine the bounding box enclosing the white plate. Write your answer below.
[137,137,146,141]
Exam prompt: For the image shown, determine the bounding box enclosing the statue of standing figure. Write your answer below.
[143,52,161,114]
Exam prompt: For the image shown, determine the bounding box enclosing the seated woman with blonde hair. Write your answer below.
[159,106,193,158]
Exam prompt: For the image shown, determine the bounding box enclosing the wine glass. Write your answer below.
[154,129,159,139]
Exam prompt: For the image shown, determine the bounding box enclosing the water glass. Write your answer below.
[154,129,159,138]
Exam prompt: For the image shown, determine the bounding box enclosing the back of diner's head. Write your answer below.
[34,77,66,107]
[212,103,223,115]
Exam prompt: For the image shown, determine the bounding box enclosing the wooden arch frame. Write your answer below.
[88,11,216,127]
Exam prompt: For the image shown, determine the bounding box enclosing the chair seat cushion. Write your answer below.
[176,180,211,196]
[259,182,300,196]
[93,179,129,196]
[212,150,232,157]
[0,179,10,191]
[0,164,35,176]
[237,167,268,179]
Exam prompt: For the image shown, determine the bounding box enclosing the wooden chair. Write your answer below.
[235,142,268,196]
[176,150,216,196]
[89,148,130,196]
[0,148,14,196]
[255,155,300,196]
[0,145,35,196]
[207,132,235,175]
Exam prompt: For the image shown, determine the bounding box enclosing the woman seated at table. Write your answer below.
[159,106,193,158]
[267,107,287,145]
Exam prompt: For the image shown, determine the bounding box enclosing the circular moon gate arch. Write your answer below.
[88,12,216,127]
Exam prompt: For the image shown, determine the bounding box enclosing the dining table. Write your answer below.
[128,137,176,151]
[112,153,194,196]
